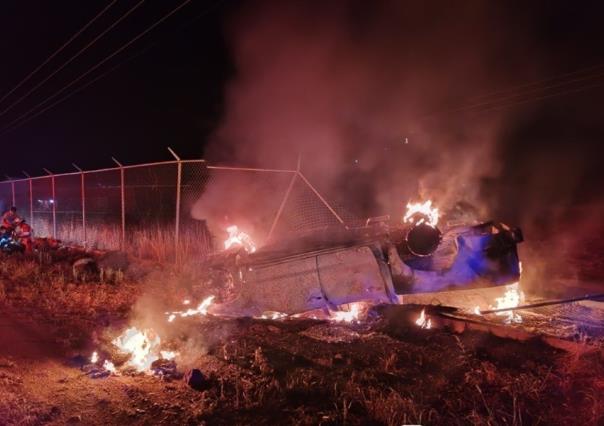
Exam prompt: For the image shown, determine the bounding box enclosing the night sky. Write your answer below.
[1,0,603,219]
[1,0,236,174]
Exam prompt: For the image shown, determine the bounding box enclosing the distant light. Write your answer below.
[354,159,359,164]
[49,199,54,204]
[404,137,409,144]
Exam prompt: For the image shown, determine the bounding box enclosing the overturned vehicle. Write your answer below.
[206,213,524,317]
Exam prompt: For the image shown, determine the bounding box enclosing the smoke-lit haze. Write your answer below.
[199,0,603,292]
[206,0,542,218]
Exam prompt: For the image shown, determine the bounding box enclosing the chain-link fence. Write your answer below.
[0,160,348,262]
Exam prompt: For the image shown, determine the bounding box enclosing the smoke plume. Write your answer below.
[205,0,541,219]
[201,0,603,293]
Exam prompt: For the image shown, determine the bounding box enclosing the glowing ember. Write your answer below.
[330,303,362,323]
[403,200,440,228]
[415,308,432,329]
[112,327,161,372]
[259,311,288,320]
[90,351,99,364]
[166,295,215,322]
[224,225,257,253]
[492,283,524,324]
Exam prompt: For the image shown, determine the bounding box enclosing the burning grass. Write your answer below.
[0,252,603,425]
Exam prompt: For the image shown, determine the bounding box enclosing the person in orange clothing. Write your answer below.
[14,217,33,253]
[2,206,21,231]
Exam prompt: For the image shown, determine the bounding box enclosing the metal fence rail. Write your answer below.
[0,152,347,262]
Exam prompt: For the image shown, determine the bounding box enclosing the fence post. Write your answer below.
[43,168,56,238]
[112,158,126,251]
[73,164,86,248]
[168,147,181,262]
[267,155,302,240]
[23,172,33,226]
[267,172,297,241]
[10,180,15,208]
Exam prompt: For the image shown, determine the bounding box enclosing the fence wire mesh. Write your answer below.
[3,160,351,262]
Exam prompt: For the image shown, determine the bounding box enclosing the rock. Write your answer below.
[72,258,99,282]
[67,415,82,423]
[183,369,207,391]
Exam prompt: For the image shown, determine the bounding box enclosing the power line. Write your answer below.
[423,64,604,120]
[450,68,604,114]
[0,0,194,135]
[0,0,118,107]
[465,80,604,114]
[463,62,604,103]
[0,0,145,119]
[1,47,153,136]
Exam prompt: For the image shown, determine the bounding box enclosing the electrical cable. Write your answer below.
[0,0,118,106]
[0,0,191,134]
[0,0,145,118]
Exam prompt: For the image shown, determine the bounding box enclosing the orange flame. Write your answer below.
[166,295,215,322]
[330,303,363,323]
[403,200,439,228]
[492,283,524,324]
[224,225,257,253]
[415,308,432,329]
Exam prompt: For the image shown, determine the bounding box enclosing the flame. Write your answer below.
[112,327,162,372]
[90,351,99,364]
[330,303,363,323]
[166,295,215,322]
[415,308,432,329]
[492,283,524,324]
[224,225,257,253]
[403,200,439,228]
[259,311,288,320]
[103,360,117,373]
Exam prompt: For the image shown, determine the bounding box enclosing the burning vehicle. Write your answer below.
[206,201,524,317]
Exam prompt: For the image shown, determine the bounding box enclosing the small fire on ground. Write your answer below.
[473,282,525,324]
[415,308,432,329]
[90,296,216,375]
[167,295,215,323]
[329,302,365,323]
[89,327,176,375]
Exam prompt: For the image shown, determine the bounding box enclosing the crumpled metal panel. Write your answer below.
[317,246,393,306]
[214,245,395,316]
[239,257,325,315]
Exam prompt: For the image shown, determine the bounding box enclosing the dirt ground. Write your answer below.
[0,254,603,425]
